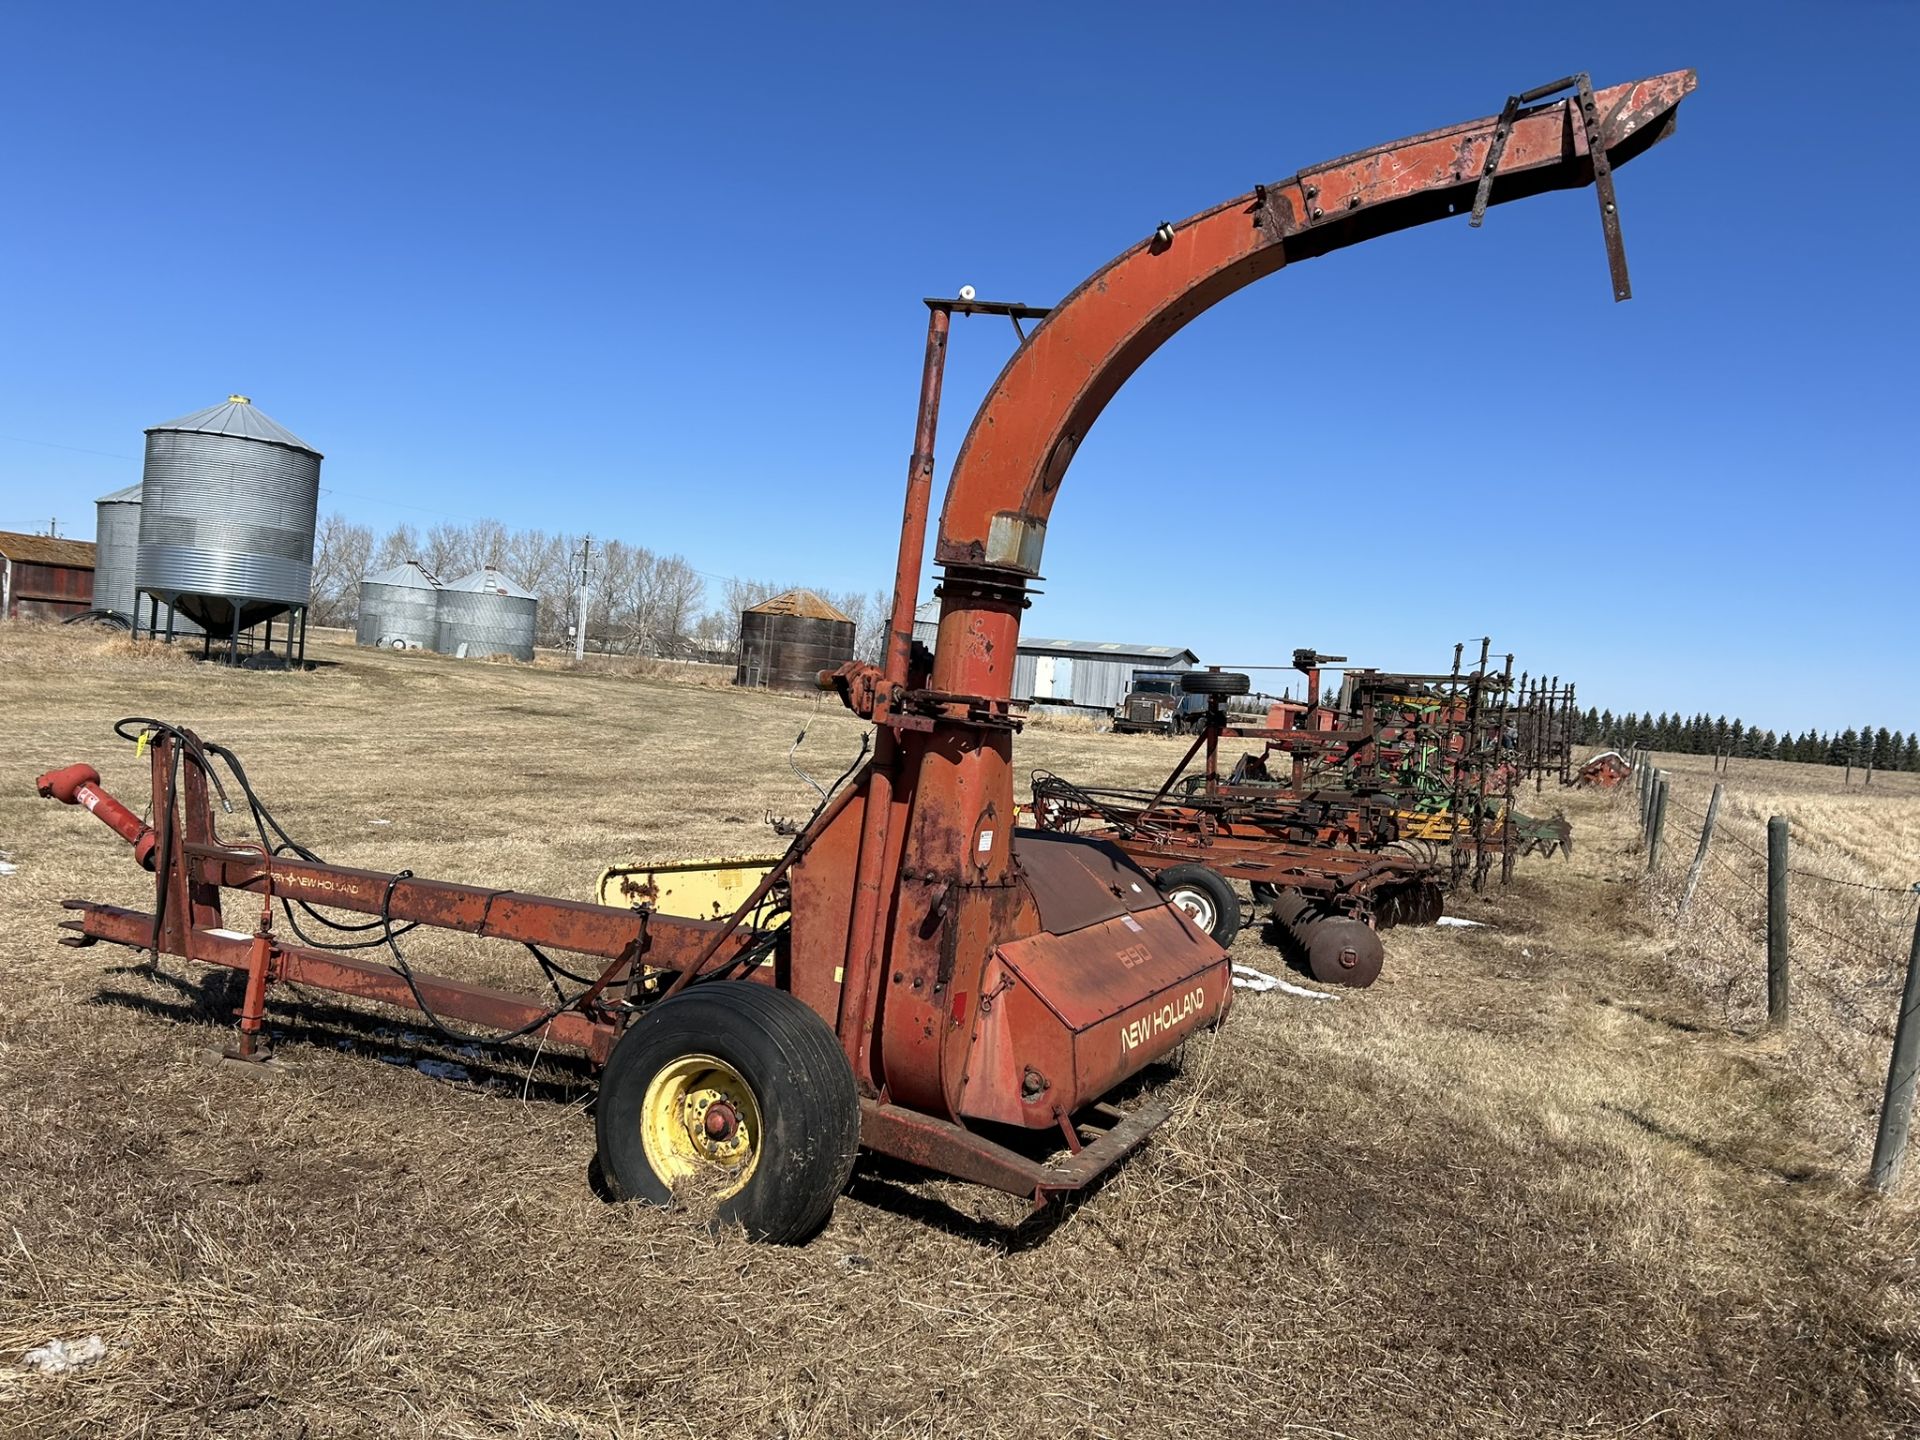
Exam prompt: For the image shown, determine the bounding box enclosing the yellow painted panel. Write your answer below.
[597,854,783,919]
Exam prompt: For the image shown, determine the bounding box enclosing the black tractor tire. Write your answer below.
[595,982,859,1244]
[1179,671,1251,697]
[1155,864,1242,944]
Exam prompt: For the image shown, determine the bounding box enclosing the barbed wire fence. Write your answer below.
[1624,746,1920,1190]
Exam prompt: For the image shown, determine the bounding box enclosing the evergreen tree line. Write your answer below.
[1576,707,1920,772]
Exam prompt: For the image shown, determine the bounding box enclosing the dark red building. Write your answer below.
[0,531,95,621]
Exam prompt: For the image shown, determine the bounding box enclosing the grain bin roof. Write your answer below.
[96,482,144,504]
[745,589,851,623]
[1020,637,1197,662]
[444,566,536,599]
[0,531,96,568]
[363,560,444,590]
[148,396,321,457]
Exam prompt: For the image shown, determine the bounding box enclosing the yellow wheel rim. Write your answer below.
[639,1052,762,1201]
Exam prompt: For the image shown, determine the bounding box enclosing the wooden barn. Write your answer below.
[0,531,95,621]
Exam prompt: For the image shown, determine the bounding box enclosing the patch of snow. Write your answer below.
[22,1335,106,1374]
[1436,916,1488,929]
[415,1059,471,1083]
[1232,964,1337,1001]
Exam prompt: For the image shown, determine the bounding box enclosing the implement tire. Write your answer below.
[1156,863,1242,944]
[595,982,858,1244]
[1179,671,1251,697]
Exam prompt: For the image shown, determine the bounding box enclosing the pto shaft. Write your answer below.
[36,763,158,869]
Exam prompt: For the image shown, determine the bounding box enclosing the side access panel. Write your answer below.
[958,902,1229,1127]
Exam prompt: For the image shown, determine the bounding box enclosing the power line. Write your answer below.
[0,433,140,462]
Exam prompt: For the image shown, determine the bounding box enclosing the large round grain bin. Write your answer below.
[135,395,322,640]
[356,560,443,650]
[95,482,199,633]
[735,589,855,691]
[437,566,538,661]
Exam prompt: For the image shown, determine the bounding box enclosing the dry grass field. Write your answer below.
[1,621,1916,1438]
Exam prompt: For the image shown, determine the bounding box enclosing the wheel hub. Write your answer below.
[1170,887,1215,932]
[701,1097,739,1143]
[641,1054,763,1197]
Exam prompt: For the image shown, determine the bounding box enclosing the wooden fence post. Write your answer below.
[1677,781,1723,917]
[1868,899,1920,1192]
[1767,816,1789,1027]
[1648,776,1669,871]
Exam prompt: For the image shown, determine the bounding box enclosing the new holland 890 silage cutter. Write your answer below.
[35,70,1693,1241]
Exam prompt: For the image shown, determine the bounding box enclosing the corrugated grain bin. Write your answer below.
[135,395,321,635]
[735,589,854,691]
[95,482,198,633]
[436,566,538,661]
[356,560,443,650]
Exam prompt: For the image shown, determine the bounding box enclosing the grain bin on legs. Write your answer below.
[93,483,198,633]
[356,560,444,650]
[734,590,854,691]
[134,395,321,660]
[436,566,538,660]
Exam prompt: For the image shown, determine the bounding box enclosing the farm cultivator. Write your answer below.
[1030,643,1580,986]
[35,70,1692,1240]
[1239,646,1579,883]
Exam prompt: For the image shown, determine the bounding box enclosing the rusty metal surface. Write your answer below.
[193,845,745,970]
[65,901,617,1061]
[1009,830,1163,934]
[859,1094,1171,1204]
[1270,889,1384,988]
[2,549,96,619]
[38,734,767,1062]
[961,904,1225,1126]
[39,76,1693,1213]
[931,69,1694,580]
[1029,769,1438,921]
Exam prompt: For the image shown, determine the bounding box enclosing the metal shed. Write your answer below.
[912,600,1195,715]
[0,531,95,621]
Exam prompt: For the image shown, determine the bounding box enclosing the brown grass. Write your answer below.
[1629,752,1920,1177]
[0,620,1915,1437]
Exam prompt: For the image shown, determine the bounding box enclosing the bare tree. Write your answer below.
[373,523,422,572]
[652,555,705,653]
[309,512,374,627]
[852,586,890,664]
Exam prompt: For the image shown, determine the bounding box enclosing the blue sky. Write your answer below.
[3,4,1912,732]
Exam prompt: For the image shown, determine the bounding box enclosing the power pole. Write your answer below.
[573,536,593,663]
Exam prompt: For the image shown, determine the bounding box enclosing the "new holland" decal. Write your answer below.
[1118,985,1206,1054]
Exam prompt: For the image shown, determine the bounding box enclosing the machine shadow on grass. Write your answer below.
[843,1059,1184,1253]
[88,963,596,1105]
[88,964,1179,1248]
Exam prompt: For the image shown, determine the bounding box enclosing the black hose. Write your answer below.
[111,717,801,1051]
